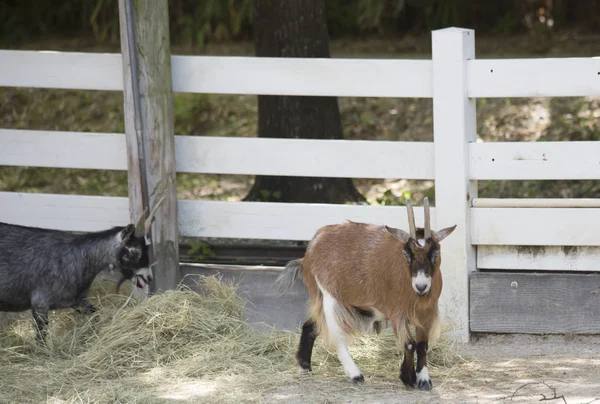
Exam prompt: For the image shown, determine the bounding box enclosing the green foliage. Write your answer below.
[254,189,282,202]
[0,0,254,48]
[171,0,253,48]
[376,189,411,206]
[188,241,216,261]
[355,0,405,32]
[423,1,462,30]
[5,0,598,47]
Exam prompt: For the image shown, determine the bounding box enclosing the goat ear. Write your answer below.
[430,249,440,264]
[120,224,136,244]
[403,249,412,264]
[433,225,457,243]
[385,225,411,242]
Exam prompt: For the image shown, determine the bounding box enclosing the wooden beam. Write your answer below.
[432,27,477,341]
[468,58,600,98]
[469,141,600,180]
[0,129,434,179]
[118,0,179,291]
[473,198,600,208]
[470,272,600,334]
[470,207,600,246]
[0,50,433,97]
[477,245,600,271]
[0,192,438,241]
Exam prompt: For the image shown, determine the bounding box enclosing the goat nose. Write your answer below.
[416,284,427,293]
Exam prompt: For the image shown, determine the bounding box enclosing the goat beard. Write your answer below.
[115,274,147,293]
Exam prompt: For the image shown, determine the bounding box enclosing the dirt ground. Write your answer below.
[263,334,600,404]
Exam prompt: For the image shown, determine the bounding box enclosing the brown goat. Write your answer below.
[276,198,456,390]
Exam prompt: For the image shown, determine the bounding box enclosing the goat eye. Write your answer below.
[403,250,412,263]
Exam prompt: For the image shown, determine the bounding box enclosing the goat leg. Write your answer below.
[75,300,97,314]
[31,305,49,343]
[296,319,318,373]
[75,288,97,314]
[400,340,417,388]
[415,339,432,390]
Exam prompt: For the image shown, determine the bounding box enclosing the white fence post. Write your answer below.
[432,27,477,342]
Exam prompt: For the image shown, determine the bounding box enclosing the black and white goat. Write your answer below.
[0,206,159,341]
[277,198,456,390]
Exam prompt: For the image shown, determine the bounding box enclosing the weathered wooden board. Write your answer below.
[469,141,600,180]
[180,264,308,331]
[470,207,600,246]
[470,272,600,334]
[477,245,600,271]
[118,0,180,291]
[0,129,434,179]
[468,57,600,98]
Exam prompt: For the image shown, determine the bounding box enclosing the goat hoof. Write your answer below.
[418,379,432,391]
[299,362,312,374]
[401,380,415,389]
[351,374,365,384]
[400,372,416,388]
[76,303,97,314]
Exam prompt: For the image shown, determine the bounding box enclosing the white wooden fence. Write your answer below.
[1,27,600,339]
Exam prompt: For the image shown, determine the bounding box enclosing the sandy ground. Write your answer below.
[265,334,600,404]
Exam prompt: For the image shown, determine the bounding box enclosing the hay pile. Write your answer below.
[0,276,464,403]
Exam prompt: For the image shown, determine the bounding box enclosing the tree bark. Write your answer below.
[244,0,365,204]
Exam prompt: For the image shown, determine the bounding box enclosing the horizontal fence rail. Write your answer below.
[0,192,436,241]
[472,198,600,208]
[176,136,434,178]
[468,58,600,98]
[469,141,600,180]
[477,245,600,271]
[0,51,123,91]
[2,50,599,98]
[0,129,434,179]
[0,51,432,97]
[5,191,600,246]
[470,207,600,246]
[171,56,433,97]
[0,129,127,170]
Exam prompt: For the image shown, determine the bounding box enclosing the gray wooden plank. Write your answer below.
[470,272,600,334]
[181,264,309,331]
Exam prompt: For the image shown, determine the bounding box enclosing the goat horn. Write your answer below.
[424,197,431,239]
[134,207,148,237]
[405,199,417,239]
[144,195,167,235]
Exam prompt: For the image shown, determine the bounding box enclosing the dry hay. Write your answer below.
[0,276,465,403]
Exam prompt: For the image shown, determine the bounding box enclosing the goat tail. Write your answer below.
[275,259,304,295]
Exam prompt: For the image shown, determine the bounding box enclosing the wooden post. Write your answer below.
[432,28,477,342]
[118,0,180,292]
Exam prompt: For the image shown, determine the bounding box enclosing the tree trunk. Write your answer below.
[244,0,365,204]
